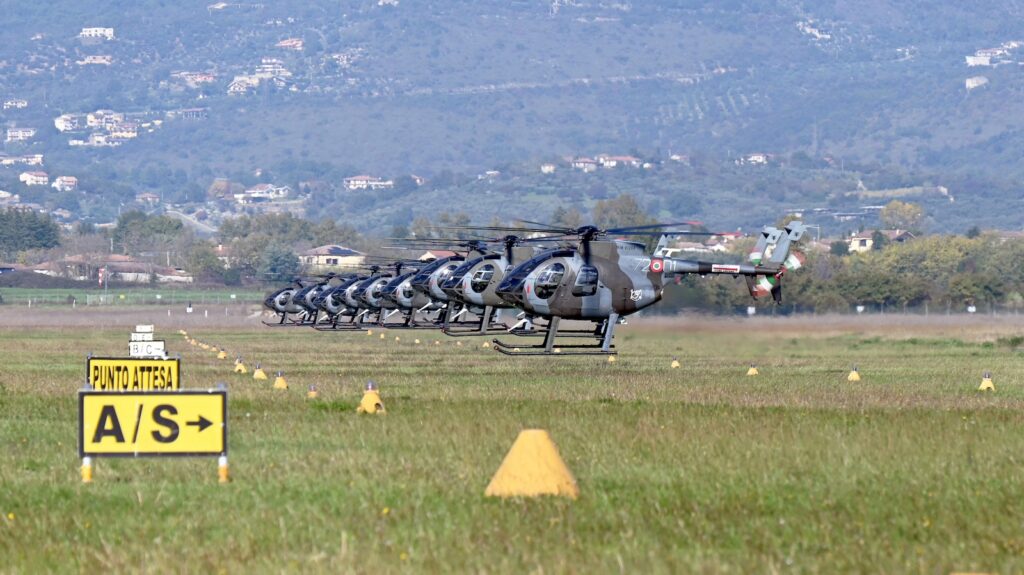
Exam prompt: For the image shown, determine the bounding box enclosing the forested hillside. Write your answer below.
[1,0,1022,231]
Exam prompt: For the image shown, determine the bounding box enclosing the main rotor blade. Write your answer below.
[604,221,703,233]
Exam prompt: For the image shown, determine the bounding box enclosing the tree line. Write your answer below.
[665,234,1024,314]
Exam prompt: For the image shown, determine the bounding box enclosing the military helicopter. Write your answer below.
[436,235,549,336]
[262,274,342,326]
[449,220,807,355]
[311,273,371,330]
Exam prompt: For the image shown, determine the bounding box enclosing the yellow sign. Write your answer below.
[79,391,226,457]
[87,357,180,391]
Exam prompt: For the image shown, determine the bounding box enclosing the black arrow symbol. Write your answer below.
[186,415,213,432]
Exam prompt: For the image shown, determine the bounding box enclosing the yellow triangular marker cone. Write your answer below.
[847,366,861,382]
[367,330,373,336]
[746,364,759,376]
[217,351,227,360]
[607,355,616,363]
[414,339,420,345]
[273,372,288,390]
[356,382,385,414]
[671,358,681,369]
[253,364,267,380]
[395,336,401,342]
[979,371,994,392]
[434,340,440,345]
[484,429,579,499]
[234,362,247,374]
[482,341,491,348]
[307,385,319,399]
[380,333,385,340]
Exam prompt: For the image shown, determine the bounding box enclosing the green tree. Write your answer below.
[829,241,849,256]
[879,200,924,230]
[186,242,225,284]
[592,193,655,229]
[551,206,584,229]
[258,243,300,283]
[870,230,889,251]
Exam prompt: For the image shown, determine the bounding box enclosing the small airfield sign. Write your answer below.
[88,357,180,391]
[79,390,227,457]
[129,340,166,358]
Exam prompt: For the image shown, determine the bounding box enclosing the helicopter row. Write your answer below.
[263,220,807,356]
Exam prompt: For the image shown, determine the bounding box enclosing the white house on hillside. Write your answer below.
[19,172,49,186]
[343,175,393,190]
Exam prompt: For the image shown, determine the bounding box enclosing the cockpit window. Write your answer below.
[501,249,574,288]
[535,263,565,299]
[436,263,459,283]
[471,264,496,293]
[444,257,484,289]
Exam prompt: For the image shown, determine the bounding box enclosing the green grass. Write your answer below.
[2,317,1024,572]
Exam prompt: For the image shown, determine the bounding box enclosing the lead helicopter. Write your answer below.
[453,220,807,355]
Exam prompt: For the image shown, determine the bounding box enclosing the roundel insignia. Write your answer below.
[650,258,664,273]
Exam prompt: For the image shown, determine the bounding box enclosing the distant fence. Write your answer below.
[654,302,1024,318]
[0,290,264,307]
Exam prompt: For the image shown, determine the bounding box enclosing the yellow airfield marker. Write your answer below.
[380,333,386,340]
[414,339,421,345]
[218,455,230,484]
[671,357,681,369]
[81,457,93,484]
[746,364,759,376]
[847,365,861,382]
[367,330,373,336]
[513,348,521,352]
[307,385,319,400]
[234,361,247,374]
[395,336,401,342]
[482,341,491,349]
[217,350,228,360]
[979,371,995,392]
[553,348,561,354]
[456,341,463,347]
[357,381,385,414]
[607,355,616,363]
[253,364,268,380]
[434,340,440,346]
[273,371,288,390]
[485,429,578,499]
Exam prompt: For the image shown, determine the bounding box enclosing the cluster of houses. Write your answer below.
[964,40,1022,67]
[15,172,78,191]
[75,27,116,67]
[227,57,294,95]
[54,109,162,147]
[568,154,647,173]
[3,99,28,110]
[26,253,194,285]
[964,40,1022,91]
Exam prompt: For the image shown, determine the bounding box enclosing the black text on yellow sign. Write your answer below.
[79,391,227,457]
[87,357,180,391]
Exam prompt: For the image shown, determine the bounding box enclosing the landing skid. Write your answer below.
[491,315,619,356]
[262,313,316,327]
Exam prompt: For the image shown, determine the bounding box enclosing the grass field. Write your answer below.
[2,310,1024,573]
